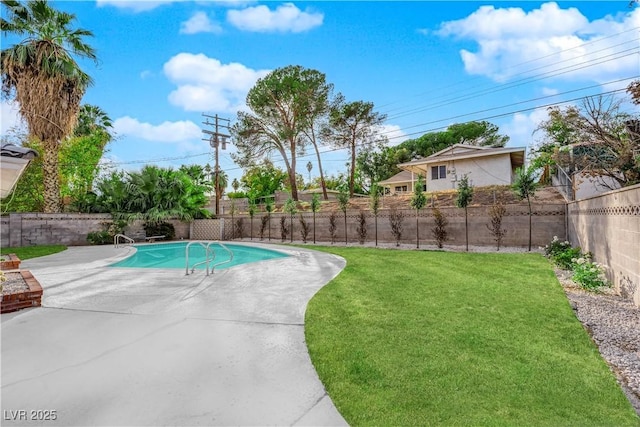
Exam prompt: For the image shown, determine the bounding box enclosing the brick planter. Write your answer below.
[0,253,21,271]
[1,270,43,314]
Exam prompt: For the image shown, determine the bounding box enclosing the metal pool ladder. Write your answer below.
[185,241,234,276]
[114,233,134,248]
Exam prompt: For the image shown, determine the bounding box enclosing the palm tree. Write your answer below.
[74,104,112,140]
[1,0,97,212]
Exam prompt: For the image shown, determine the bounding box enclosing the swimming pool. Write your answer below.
[110,242,289,270]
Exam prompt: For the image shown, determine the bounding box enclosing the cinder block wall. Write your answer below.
[218,204,566,249]
[567,184,640,306]
[0,214,190,247]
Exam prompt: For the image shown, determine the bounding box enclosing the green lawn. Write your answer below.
[1,245,67,260]
[304,246,639,426]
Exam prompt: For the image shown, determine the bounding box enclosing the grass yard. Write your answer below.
[304,246,639,426]
[1,245,67,260]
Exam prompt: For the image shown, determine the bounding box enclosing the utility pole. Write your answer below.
[202,113,231,216]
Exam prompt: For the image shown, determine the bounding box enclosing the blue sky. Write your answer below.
[1,1,638,189]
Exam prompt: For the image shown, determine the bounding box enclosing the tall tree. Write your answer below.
[534,94,640,188]
[1,0,97,212]
[512,167,538,252]
[73,104,112,138]
[455,174,474,252]
[396,121,509,160]
[232,65,333,201]
[324,100,387,196]
[410,175,427,249]
[240,159,287,203]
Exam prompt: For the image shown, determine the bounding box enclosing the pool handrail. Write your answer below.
[208,241,234,273]
[185,241,215,276]
[114,233,134,248]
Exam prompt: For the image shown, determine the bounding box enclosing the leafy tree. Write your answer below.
[512,167,538,251]
[232,65,333,201]
[324,100,388,196]
[397,121,509,160]
[534,94,640,188]
[369,183,381,246]
[264,197,274,241]
[431,208,448,249]
[389,207,405,247]
[296,71,338,200]
[357,145,411,192]
[455,174,474,251]
[240,159,287,203]
[487,202,507,251]
[310,192,321,244]
[337,186,350,244]
[2,0,97,212]
[283,196,297,243]
[410,175,427,248]
[92,166,210,225]
[1,138,43,212]
[74,104,112,138]
[447,121,509,147]
[3,106,112,213]
[248,199,257,240]
[306,161,313,187]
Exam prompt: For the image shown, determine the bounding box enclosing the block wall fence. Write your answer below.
[1,191,638,307]
[567,184,640,306]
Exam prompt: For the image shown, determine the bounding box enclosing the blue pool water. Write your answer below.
[110,242,288,270]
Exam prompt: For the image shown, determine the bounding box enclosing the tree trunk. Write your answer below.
[416,212,419,249]
[313,211,316,244]
[465,206,469,252]
[42,141,62,213]
[344,212,348,245]
[311,138,329,200]
[349,142,356,196]
[527,196,532,252]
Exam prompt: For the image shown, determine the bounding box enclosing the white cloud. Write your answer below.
[379,124,408,146]
[140,70,153,79]
[96,0,174,13]
[227,3,323,33]
[113,116,202,143]
[500,108,550,152]
[0,101,23,137]
[180,11,223,34]
[163,53,270,112]
[436,2,640,84]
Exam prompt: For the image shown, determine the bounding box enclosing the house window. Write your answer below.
[431,165,446,180]
[395,186,402,192]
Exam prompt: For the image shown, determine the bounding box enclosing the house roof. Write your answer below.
[1,144,38,159]
[398,144,526,173]
[378,170,414,186]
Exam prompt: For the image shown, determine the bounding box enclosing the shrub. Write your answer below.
[571,255,610,291]
[543,236,582,269]
[280,216,288,242]
[431,208,448,249]
[299,215,310,243]
[356,210,367,244]
[543,236,572,258]
[87,230,111,245]
[329,211,338,244]
[259,214,269,240]
[144,222,176,240]
[235,218,244,239]
[486,203,507,251]
[389,208,405,247]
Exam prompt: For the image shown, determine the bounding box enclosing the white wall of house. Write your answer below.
[573,172,621,200]
[426,155,513,191]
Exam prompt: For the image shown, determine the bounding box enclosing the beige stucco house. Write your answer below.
[380,144,526,193]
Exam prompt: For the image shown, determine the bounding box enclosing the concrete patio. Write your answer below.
[1,243,347,426]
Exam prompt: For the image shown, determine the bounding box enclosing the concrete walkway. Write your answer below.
[1,243,348,426]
